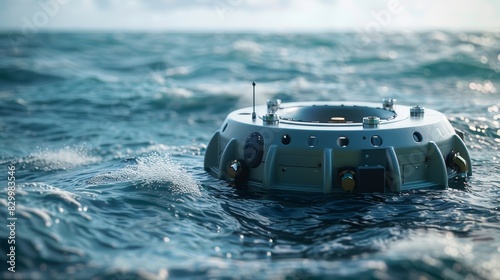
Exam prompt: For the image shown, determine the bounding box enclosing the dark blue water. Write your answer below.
[0,32,499,279]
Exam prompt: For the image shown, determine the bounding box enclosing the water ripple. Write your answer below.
[0,31,499,279]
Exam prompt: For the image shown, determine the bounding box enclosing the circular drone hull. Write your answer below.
[204,101,471,193]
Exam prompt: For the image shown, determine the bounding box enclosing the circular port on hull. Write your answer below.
[244,132,264,168]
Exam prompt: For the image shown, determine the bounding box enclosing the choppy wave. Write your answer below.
[0,67,65,85]
[20,145,100,171]
[416,60,496,77]
[87,152,201,195]
[0,31,499,279]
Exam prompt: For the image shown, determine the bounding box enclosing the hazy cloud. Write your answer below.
[0,0,498,31]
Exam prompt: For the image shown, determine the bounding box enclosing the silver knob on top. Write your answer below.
[267,99,281,114]
[363,116,380,128]
[382,98,396,111]
[410,106,425,117]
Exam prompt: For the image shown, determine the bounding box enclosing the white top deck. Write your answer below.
[227,101,447,131]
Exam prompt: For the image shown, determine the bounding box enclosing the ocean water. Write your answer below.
[0,32,499,279]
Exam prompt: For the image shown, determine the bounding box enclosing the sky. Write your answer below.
[0,0,499,32]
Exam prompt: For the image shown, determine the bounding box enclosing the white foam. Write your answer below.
[233,40,263,55]
[88,153,201,196]
[155,86,193,98]
[21,182,82,208]
[24,145,100,171]
[7,183,89,225]
[47,188,82,208]
[114,144,206,161]
[18,205,53,227]
[166,66,190,77]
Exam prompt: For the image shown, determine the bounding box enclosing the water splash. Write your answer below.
[22,145,100,171]
[114,144,205,159]
[87,152,201,195]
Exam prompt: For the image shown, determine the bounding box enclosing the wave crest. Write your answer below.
[87,153,201,195]
[22,145,100,171]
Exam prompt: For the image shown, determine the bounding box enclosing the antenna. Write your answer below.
[252,82,256,121]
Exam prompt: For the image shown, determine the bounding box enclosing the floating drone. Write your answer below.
[204,83,471,193]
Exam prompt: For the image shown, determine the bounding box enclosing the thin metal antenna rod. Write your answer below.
[252,82,256,121]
